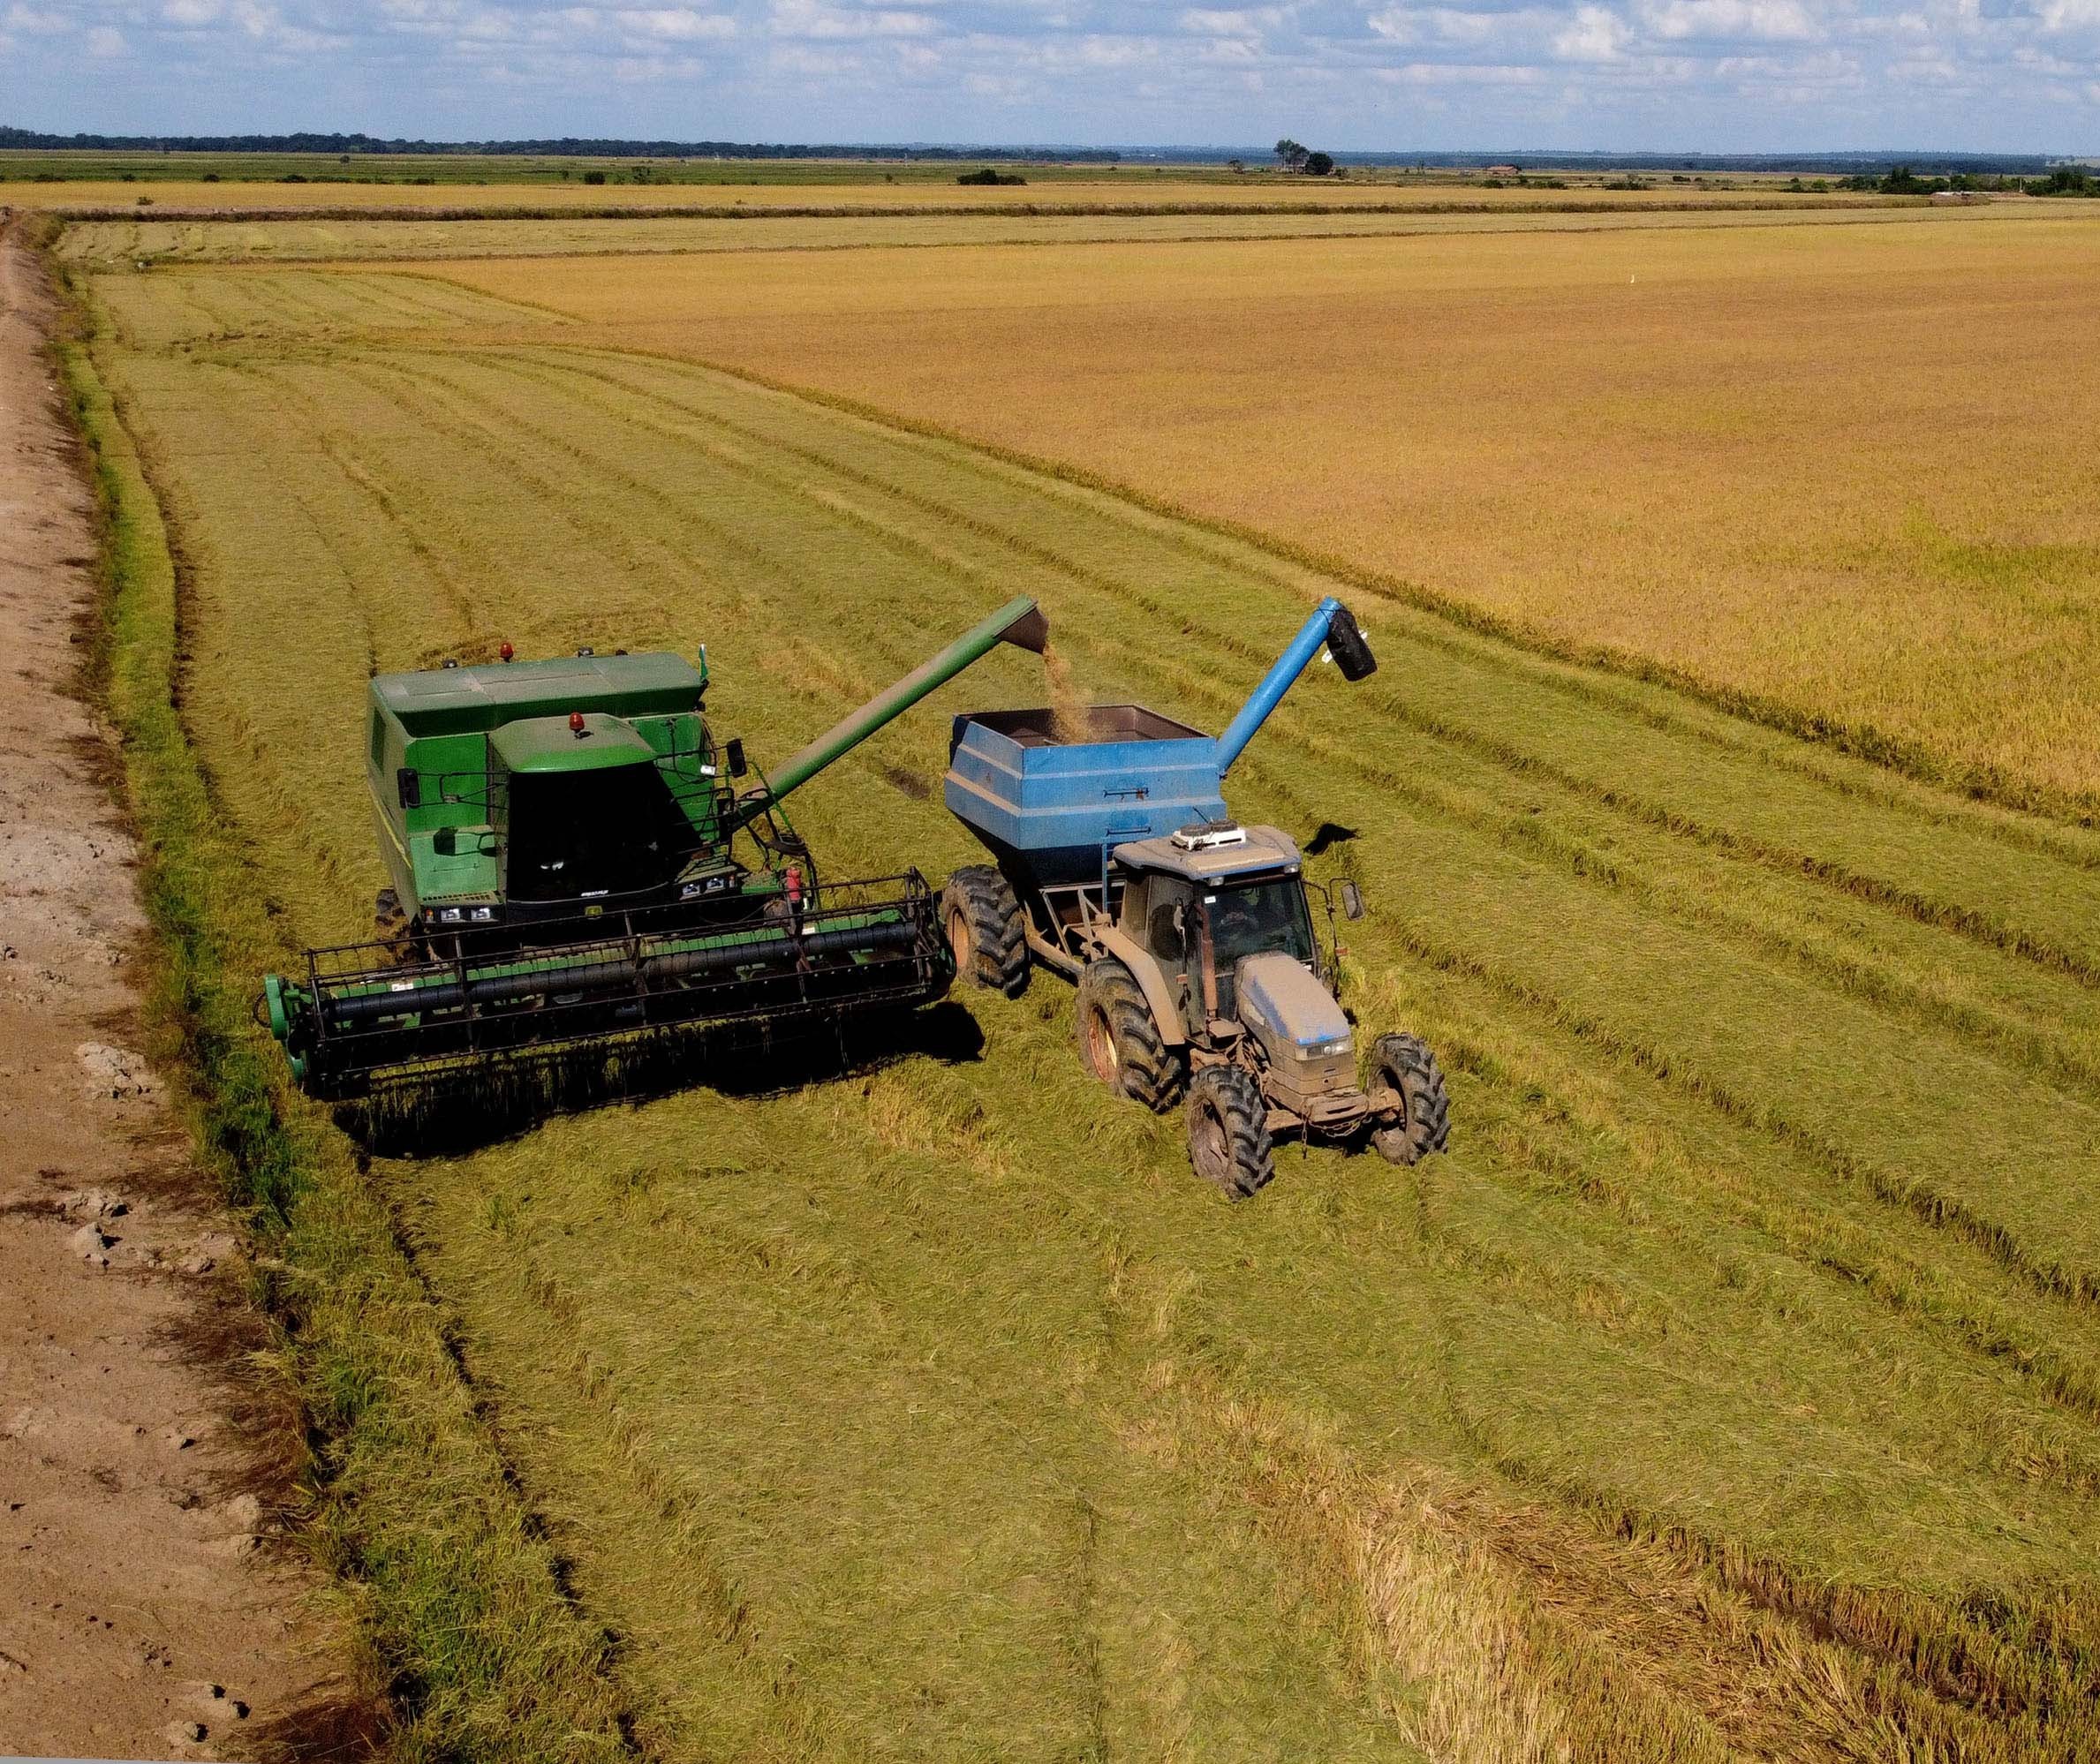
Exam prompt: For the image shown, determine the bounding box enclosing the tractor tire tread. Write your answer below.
[1185,1065,1274,1199]
[943,866,1031,999]
[1370,1032,1450,1165]
[1076,959,1183,1112]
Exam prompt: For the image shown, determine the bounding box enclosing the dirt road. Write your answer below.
[0,223,346,1757]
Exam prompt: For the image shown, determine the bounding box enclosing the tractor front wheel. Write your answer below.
[1185,1065,1273,1199]
[1075,959,1182,1112]
[1368,1033,1450,1165]
[941,866,1030,999]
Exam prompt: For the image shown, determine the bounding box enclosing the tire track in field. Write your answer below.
[336,351,976,720]
[424,1089,1966,1764]
[1360,957,2100,1446]
[215,356,489,641]
[388,345,2100,1311]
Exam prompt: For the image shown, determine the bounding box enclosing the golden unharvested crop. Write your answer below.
[422,207,2100,810]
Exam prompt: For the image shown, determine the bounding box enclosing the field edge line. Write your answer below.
[44,238,639,1764]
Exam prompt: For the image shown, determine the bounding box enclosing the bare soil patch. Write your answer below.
[0,222,349,1759]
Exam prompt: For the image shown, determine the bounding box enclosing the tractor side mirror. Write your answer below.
[397,767,422,810]
[724,738,748,779]
[1340,880,1364,921]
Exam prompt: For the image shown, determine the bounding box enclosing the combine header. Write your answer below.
[263,596,1046,1127]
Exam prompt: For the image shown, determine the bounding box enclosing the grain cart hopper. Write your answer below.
[941,599,1448,1197]
[262,595,1048,1125]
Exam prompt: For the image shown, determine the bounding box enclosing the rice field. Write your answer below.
[57,196,1940,268]
[9,170,1882,218]
[79,237,2100,1759]
[416,206,2100,813]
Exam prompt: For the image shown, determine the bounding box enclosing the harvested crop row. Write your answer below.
[87,255,2100,1760]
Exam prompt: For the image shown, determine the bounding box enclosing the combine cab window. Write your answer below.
[504,763,696,904]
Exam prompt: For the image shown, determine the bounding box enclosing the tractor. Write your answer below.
[940,599,1449,1196]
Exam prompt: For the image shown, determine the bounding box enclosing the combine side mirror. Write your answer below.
[1340,880,1365,921]
[724,738,748,779]
[397,767,422,810]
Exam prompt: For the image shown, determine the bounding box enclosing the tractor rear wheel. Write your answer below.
[941,866,1030,999]
[1075,959,1182,1111]
[1185,1065,1273,1199]
[1368,1033,1450,1165]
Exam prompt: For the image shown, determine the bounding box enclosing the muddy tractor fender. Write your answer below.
[1092,925,1188,1045]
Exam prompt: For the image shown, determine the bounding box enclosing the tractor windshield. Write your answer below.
[1204,878,1315,1012]
[504,762,698,904]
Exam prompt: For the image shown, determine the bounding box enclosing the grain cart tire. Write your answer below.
[1185,1065,1273,1199]
[1368,1033,1450,1165]
[1075,959,1183,1111]
[942,866,1031,999]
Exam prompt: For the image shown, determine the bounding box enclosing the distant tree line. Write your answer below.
[0,126,1122,162]
[1849,162,2097,196]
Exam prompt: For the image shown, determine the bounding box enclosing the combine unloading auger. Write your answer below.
[263,596,1046,1135]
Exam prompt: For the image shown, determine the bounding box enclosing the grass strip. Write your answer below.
[49,248,633,1763]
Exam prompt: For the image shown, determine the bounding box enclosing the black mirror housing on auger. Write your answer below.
[1326,607,1378,682]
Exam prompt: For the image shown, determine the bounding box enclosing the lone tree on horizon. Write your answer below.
[1274,138,1310,172]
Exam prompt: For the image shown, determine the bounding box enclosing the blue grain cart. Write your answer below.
[942,598,1449,1197]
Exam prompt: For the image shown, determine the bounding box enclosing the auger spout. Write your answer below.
[734,594,1047,828]
[1214,597,1377,778]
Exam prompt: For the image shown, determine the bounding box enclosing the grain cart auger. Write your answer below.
[941,598,1449,1198]
[261,596,1048,1131]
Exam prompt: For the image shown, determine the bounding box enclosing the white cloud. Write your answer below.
[1639,0,1819,41]
[770,0,935,36]
[1370,5,1525,45]
[1553,3,1628,57]
[85,21,125,51]
[1178,5,1286,34]
[4,3,71,30]
[618,6,736,37]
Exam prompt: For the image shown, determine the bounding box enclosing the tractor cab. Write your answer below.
[1113,822,1318,1030]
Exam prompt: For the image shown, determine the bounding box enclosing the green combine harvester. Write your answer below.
[262,596,1047,1123]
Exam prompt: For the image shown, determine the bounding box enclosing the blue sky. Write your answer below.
[6,0,2097,152]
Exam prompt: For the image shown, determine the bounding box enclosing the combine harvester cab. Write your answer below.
[942,597,1450,1198]
[263,596,1048,1139]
